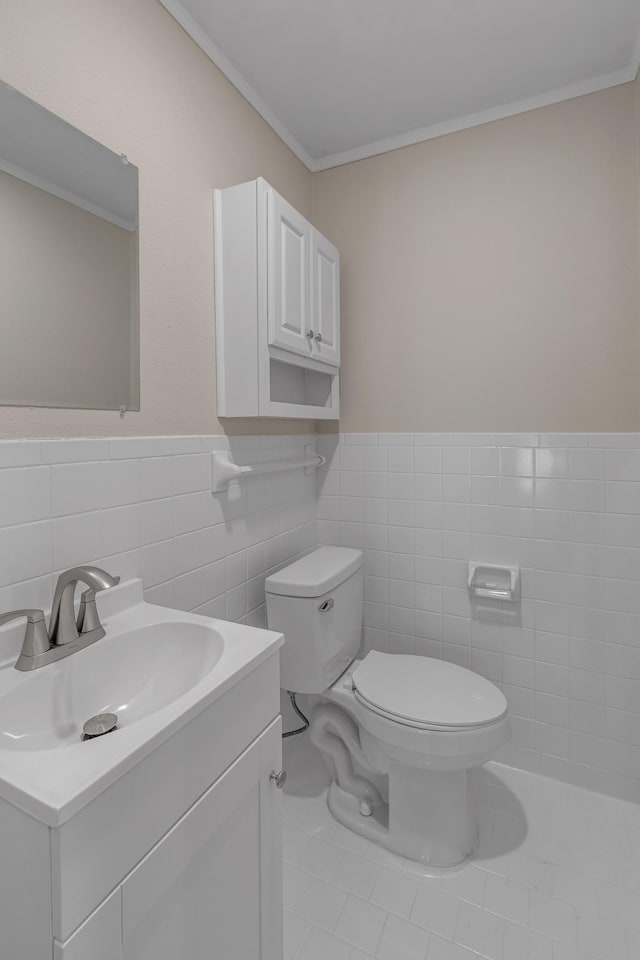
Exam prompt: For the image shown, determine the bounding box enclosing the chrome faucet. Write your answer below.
[0,566,120,671]
[49,566,120,646]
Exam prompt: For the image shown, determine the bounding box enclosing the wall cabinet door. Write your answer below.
[121,718,283,960]
[311,229,340,367]
[267,189,312,358]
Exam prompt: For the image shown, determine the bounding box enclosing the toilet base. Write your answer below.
[310,697,481,868]
[326,763,478,868]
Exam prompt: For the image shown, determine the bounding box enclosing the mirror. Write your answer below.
[0,80,139,411]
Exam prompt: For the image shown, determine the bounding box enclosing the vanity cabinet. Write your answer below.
[0,640,284,960]
[214,177,340,419]
[55,719,282,960]
[121,720,282,960]
[53,889,121,960]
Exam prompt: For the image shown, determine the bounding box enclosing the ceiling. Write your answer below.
[159,0,640,171]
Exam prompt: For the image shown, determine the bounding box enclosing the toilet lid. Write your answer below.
[351,652,507,730]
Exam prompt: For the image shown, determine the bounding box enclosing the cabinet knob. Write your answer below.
[314,333,323,343]
[306,329,314,340]
[270,769,287,789]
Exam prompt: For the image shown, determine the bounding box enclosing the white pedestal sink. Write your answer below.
[0,579,285,960]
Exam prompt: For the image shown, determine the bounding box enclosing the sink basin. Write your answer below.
[0,579,283,825]
[0,622,224,751]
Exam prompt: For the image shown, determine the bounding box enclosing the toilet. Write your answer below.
[265,546,510,867]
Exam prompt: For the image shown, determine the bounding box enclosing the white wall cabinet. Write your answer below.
[215,177,340,419]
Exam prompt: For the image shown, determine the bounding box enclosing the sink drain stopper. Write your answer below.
[82,712,118,740]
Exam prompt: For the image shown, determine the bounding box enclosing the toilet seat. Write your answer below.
[351,651,507,731]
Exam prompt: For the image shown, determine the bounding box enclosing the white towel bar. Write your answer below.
[211,447,326,493]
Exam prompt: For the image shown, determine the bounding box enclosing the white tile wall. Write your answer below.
[2,429,640,804]
[317,433,640,805]
[0,435,317,649]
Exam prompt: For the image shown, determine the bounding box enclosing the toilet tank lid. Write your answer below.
[265,547,363,598]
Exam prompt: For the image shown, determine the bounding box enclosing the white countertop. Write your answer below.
[0,580,283,826]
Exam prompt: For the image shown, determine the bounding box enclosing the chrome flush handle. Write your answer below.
[319,598,334,612]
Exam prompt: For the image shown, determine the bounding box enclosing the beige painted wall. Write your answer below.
[1,4,638,437]
[636,73,640,320]
[0,0,313,437]
[313,83,640,432]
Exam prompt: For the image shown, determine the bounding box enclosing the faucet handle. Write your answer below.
[77,589,101,634]
[0,609,51,664]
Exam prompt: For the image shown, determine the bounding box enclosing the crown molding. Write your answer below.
[312,65,637,171]
[158,0,315,170]
[159,0,640,174]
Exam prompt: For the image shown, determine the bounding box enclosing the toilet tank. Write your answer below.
[265,547,363,694]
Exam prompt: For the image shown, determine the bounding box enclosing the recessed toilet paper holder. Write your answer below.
[468,562,520,602]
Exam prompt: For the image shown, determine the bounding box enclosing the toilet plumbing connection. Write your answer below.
[309,703,382,816]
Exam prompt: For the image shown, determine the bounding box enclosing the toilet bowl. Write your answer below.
[265,546,510,867]
[317,654,509,866]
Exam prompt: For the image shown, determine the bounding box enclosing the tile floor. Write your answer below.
[282,734,640,960]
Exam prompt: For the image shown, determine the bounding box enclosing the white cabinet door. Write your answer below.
[121,718,283,960]
[311,229,340,367]
[268,189,312,358]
